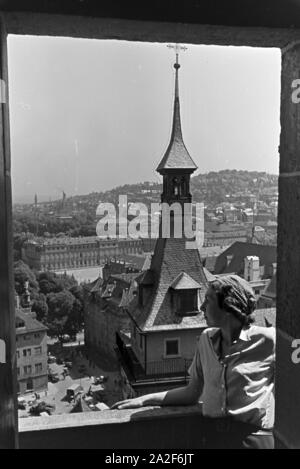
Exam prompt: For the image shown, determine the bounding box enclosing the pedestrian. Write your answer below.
[112,275,275,450]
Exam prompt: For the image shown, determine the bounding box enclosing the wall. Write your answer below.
[84,294,130,367]
[146,329,203,363]
[18,406,205,449]
[275,42,300,448]
[16,330,48,394]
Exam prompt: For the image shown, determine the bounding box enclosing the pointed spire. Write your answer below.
[157,46,197,174]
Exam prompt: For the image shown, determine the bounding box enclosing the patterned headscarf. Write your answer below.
[210,274,256,325]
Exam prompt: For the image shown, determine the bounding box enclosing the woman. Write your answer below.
[112,274,275,449]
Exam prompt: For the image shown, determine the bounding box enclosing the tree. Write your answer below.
[13,233,28,261]
[38,271,62,295]
[32,293,48,323]
[47,290,75,340]
[14,260,38,296]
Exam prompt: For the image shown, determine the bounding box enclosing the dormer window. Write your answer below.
[178,289,198,314]
[172,288,199,315]
[16,318,25,329]
[170,272,201,316]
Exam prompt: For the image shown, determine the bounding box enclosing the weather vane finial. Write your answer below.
[167,43,187,68]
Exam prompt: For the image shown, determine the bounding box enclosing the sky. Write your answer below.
[8,36,281,204]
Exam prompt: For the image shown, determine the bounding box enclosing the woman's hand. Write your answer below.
[111,397,145,410]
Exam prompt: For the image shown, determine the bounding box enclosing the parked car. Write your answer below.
[92,375,108,385]
[61,334,71,343]
[66,384,83,401]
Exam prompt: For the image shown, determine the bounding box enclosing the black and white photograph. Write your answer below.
[0,0,300,452]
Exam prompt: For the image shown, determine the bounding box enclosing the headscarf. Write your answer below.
[210,274,256,324]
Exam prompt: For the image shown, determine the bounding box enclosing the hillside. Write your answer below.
[67,170,278,208]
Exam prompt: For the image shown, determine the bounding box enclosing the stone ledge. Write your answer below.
[19,404,203,433]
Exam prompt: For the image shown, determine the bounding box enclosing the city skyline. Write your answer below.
[8,36,281,203]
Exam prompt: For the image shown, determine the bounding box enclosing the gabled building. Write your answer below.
[214,241,277,279]
[115,53,209,397]
[102,254,152,281]
[15,288,48,395]
[83,270,141,368]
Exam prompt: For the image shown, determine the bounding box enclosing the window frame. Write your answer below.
[0,4,295,450]
[164,337,181,358]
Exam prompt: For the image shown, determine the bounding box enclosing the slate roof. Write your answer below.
[214,242,277,276]
[156,64,197,173]
[83,276,104,293]
[128,236,209,331]
[170,272,203,290]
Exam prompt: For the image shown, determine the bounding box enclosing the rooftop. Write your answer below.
[214,242,277,276]
[128,237,209,332]
[15,309,47,334]
[156,59,197,173]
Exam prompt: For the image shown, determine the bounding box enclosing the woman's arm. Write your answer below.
[111,375,203,410]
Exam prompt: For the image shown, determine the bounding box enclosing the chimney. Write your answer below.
[244,256,260,282]
[226,254,233,268]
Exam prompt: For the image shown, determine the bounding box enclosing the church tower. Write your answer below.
[156,50,197,207]
[128,46,209,331]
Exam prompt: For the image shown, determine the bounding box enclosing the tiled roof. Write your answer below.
[170,272,203,290]
[101,282,116,299]
[110,273,141,283]
[136,269,155,286]
[87,272,138,310]
[83,276,104,293]
[146,314,207,331]
[16,309,47,334]
[119,282,138,308]
[214,242,277,276]
[205,222,248,233]
[128,236,209,331]
[114,253,152,271]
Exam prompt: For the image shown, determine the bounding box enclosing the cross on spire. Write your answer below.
[156,42,197,175]
[167,43,187,66]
